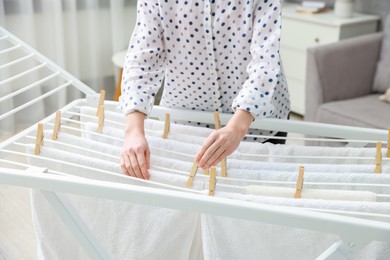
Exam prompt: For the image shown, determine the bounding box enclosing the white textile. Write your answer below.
[44,131,390,198]
[24,128,390,259]
[80,106,390,167]
[81,122,390,174]
[201,192,390,260]
[236,142,387,165]
[246,185,377,201]
[30,122,390,259]
[26,145,203,260]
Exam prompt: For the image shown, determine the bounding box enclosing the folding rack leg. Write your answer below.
[27,167,111,260]
[316,235,373,260]
[316,241,351,260]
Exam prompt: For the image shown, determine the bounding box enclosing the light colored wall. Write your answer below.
[354,0,390,27]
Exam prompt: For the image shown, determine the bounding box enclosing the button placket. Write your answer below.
[203,0,221,111]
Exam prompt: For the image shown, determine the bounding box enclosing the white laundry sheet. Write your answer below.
[26,140,390,259]
[202,192,390,260]
[80,123,390,174]
[245,185,377,201]
[30,190,203,260]
[26,145,204,260]
[79,106,213,138]
[42,130,390,200]
[79,106,211,145]
[29,121,390,260]
[45,131,390,197]
[79,106,389,166]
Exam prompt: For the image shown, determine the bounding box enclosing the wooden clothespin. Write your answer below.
[52,111,61,141]
[294,166,304,199]
[162,113,170,139]
[34,123,44,155]
[96,90,106,116]
[186,162,199,188]
[97,105,105,134]
[221,158,227,177]
[203,168,209,175]
[387,128,390,158]
[214,111,221,130]
[209,167,217,196]
[375,142,382,174]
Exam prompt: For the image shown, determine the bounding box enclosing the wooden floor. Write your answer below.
[0,113,304,259]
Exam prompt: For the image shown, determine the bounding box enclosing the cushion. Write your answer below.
[317,94,390,129]
[373,15,390,93]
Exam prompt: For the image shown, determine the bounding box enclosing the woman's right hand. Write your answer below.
[120,111,150,180]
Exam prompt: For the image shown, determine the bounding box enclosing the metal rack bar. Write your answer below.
[0,44,21,54]
[0,81,72,121]
[0,27,95,96]
[0,62,47,86]
[0,53,34,70]
[0,72,60,103]
[1,168,389,254]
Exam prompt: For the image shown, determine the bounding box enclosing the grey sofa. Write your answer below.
[305,32,390,130]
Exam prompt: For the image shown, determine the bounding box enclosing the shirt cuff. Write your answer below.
[232,97,275,119]
[119,92,155,116]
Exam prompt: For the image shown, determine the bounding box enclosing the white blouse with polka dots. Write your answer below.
[120,0,290,122]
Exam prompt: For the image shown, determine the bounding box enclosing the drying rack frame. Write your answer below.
[1,98,390,260]
[1,26,390,260]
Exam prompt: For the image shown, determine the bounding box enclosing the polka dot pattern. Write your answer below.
[120,0,290,123]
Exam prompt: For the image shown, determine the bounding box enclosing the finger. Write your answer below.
[129,153,143,179]
[146,148,151,170]
[195,133,217,163]
[123,153,135,177]
[209,150,229,168]
[120,156,130,176]
[145,149,151,180]
[203,145,226,168]
[198,142,220,168]
[199,142,223,168]
[136,151,149,180]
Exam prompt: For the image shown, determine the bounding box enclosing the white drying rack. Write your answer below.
[1,26,390,260]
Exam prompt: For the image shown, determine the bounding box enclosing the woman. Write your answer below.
[119,0,290,179]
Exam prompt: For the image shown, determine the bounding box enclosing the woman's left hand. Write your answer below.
[195,110,254,169]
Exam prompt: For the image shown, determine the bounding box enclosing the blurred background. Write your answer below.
[0,0,138,100]
[1,0,388,102]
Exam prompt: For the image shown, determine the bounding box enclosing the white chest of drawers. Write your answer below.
[280,3,380,115]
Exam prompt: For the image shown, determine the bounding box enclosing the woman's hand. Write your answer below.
[195,110,253,169]
[120,111,150,179]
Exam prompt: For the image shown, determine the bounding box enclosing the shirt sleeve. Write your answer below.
[119,0,166,116]
[232,0,284,119]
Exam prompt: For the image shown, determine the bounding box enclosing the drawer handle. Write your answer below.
[314,37,320,43]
